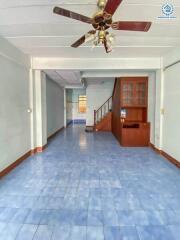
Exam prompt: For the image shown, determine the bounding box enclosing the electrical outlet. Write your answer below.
[161,108,165,115]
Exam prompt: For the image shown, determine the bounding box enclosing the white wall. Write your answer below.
[86,79,115,126]
[46,76,64,138]
[0,37,31,172]
[161,51,180,161]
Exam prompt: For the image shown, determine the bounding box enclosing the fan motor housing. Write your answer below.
[92,11,112,30]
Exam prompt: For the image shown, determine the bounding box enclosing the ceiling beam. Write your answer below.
[32,57,161,70]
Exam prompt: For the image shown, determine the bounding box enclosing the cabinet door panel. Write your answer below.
[134,81,147,106]
[122,81,134,106]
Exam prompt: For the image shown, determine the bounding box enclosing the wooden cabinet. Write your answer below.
[121,78,148,107]
[112,77,150,147]
[121,122,150,147]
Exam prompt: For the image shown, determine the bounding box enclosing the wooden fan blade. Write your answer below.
[104,0,123,16]
[112,21,152,31]
[71,36,85,48]
[71,30,96,48]
[53,7,93,24]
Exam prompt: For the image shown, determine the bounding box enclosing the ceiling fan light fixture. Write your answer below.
[98,30,106,43]
[108,33,115,44]
[92,38,99,47]
[97,0,106,9]
[85,33,96,43]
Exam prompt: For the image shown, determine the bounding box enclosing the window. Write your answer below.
[78,95,87,113]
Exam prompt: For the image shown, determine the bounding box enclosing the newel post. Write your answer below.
[94,110,96,126]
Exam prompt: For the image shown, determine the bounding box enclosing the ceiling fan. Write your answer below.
[53,0,152,53]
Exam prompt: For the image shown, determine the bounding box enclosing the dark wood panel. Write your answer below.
[121,123,150,147]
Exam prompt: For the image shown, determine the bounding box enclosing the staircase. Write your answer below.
[94,96,112,131]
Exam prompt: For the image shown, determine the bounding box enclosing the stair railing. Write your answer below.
[94,96,112,125]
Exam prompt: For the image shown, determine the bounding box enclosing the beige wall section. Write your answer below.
[0,37,31,172]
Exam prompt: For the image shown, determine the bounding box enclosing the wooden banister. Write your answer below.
[94,96,112,126]
[94,79,117,127]
[96,96,112,112]
[112,78,118,98]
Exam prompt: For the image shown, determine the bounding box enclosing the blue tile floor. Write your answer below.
[0,124,180,240]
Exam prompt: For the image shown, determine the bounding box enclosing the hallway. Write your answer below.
[0,124,180,240]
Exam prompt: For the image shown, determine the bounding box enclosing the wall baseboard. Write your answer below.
[0,128,64,179]
[0,143,48,179]
[30,144,47,155]
[47,127,64,141]
[150,143,180,168]
[0,150,32,179]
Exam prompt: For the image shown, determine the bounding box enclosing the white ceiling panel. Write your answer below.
[0,4,179,25]
[44,70,82,87]
[0,0,179,58]
[1,0,180,9]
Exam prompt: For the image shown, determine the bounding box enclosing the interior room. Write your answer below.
[0,0,180,240]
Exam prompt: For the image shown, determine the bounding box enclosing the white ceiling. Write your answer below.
[86,77,115,85]
[44,70,82,87]
[0,0,180,58]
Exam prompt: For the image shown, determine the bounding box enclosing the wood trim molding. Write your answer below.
[0,143,48,179]
[0,127,65,179]
[30,144,47,155]
[47,127,64,141]
[36,145,47,153]
[149,143,161,154]
[0,151,31,179]
[161,150,180,168]
[0,128,65,179]
[150,143,180,168]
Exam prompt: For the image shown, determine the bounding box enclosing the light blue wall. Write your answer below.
[46,76,64,137]
[66,88,86,124]
[0,37,31,172]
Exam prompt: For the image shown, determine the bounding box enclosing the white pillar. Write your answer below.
[30,70,47,152]
[64,88,67,128]
[154,66,164,150]
[29,69,35,151]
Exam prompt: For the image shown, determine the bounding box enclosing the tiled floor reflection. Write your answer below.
[0,124,180,239]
